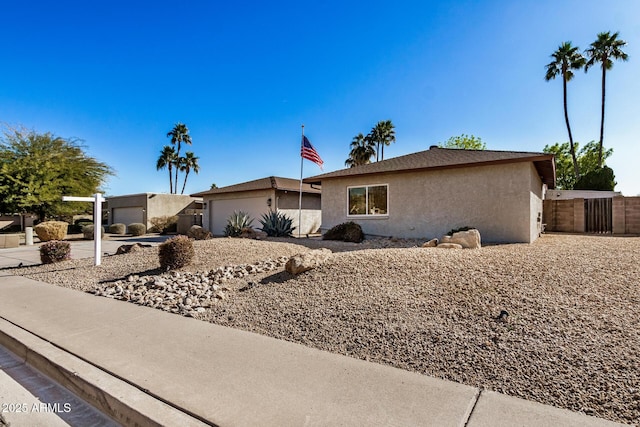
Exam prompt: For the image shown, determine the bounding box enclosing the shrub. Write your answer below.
[34,221,69,241]
[187,225,212,240]
[128,223,146,236]
[158,235,194,270]
[82,224,105,240]
[574,166,616,191]
[259,210,295,237]
[149,215,179,234]
[40,240,71,264]
[109,223,126,234]
[447,226,474,236]
[322,221,364,243]
[224,211,254,237]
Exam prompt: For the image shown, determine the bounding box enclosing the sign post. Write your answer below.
[62,193,105,266]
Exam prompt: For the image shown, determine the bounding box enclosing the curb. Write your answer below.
[0,318,210,427]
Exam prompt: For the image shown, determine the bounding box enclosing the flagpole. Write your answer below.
[298,124,304,238]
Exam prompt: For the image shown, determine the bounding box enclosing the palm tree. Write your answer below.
[345,133,375,167]
[179,151,200,194]
[545,42,586,180]
[156,145,177,194]
[166,123,193,193]
[584,31,628,167]
[369,120,396,161]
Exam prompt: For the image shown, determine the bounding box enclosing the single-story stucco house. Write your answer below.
[105,193,202,233]
[304,146,556,243]
[192,176,321,236]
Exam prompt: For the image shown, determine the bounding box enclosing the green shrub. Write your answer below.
[40,240,71,264]
[128,223,146,236]
[82,224,105,240]
[109,223,126,234]
[447,226,474,236]
[34,221,69,241]
[224,211,254,237]
[322,221,364,243]
[149,215,179,234]
[158,235,194,270]
[69,218,93,234]
[259,210,295,237]
[574,166,616,191]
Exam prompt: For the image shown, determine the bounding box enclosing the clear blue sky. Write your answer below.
[2,1,639,196]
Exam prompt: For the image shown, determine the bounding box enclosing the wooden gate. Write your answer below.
[584,198,612,233]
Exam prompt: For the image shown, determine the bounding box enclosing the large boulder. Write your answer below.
[34,221,68,241]
[422,238,438,248]
[437,242,463,249]
[285,249,332,275]
[441,229,481,249]
[115,243,151,255]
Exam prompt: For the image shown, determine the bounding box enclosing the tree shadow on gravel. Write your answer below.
[99,267,165,284]
[259,271,295,285]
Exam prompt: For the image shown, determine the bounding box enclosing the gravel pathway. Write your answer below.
[7,234,640,425]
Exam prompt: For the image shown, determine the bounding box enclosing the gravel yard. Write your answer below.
[7,234,640,425]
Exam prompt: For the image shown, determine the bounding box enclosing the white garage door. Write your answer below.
[112,207,144,229]
[210,197,266,235]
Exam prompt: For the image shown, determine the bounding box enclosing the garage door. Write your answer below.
[210,197,266,235]
[112,207,144,230]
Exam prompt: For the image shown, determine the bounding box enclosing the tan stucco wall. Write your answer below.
[107,193,200,229]
[277,191,322,234]
[320,162,542,243]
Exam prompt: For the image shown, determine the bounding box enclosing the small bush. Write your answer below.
[224,211,254,237]
[40,240,71,264]
[34,221,69,241]
[149,215,179,234]
[128,223,146,236]
[109,223,126,234]
[259,210,295,237]
[447,226,474,236]
[158,235,194,270]
[322,221,364,243]
[82,224,105,240]
[187,225,212,240]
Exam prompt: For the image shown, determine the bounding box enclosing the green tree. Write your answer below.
[439,134,486,150]
[584,31,628,167]
[0,129,113,220]
[368,120,395,161]
[156,145,177,194]
[345,133,375,168]
[545,42,586,179]
[210,183,218,189]
[543,141,613,189]
[179,151,200,194]
[166,123,192,193]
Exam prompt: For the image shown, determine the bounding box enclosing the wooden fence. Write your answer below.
[543,196,640,234]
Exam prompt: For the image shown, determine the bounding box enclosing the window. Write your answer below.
[348,184,388,216]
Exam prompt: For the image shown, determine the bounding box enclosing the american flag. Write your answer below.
[301,135,323,170]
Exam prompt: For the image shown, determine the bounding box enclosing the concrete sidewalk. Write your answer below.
[0,275,626,426]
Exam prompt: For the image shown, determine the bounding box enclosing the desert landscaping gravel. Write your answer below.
[8,234,640,425]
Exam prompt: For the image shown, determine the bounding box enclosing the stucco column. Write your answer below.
[573,198,585,233]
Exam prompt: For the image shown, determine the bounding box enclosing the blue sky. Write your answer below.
[2,1,639,196]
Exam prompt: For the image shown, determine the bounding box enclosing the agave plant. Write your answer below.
[224,211,254,237]
[259,210,296,237]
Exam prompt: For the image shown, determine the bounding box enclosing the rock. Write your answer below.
[239,227,257,239]
[187,225,212,240]
[116,243,151,255]
[285,249,332,275]
[441,229,481,249]
[437,243,463,249]
[422,238,438,248]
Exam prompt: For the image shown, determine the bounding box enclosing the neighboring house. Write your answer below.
[105,193,202,233]
[304,146,556,243]
[192,176,321,236]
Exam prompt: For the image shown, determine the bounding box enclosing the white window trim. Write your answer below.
[346,183,389,218]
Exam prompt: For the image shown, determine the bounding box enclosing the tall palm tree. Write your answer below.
[584,31,628,167]
[166,123,193,193]
[345,133,375,167]
[545,42,586,180]
[369,120,396,161]
[179,151,200,194]
[156,145,177,194]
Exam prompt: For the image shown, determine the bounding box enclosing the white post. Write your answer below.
[62,193,105,266]
[25,227,34,245]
